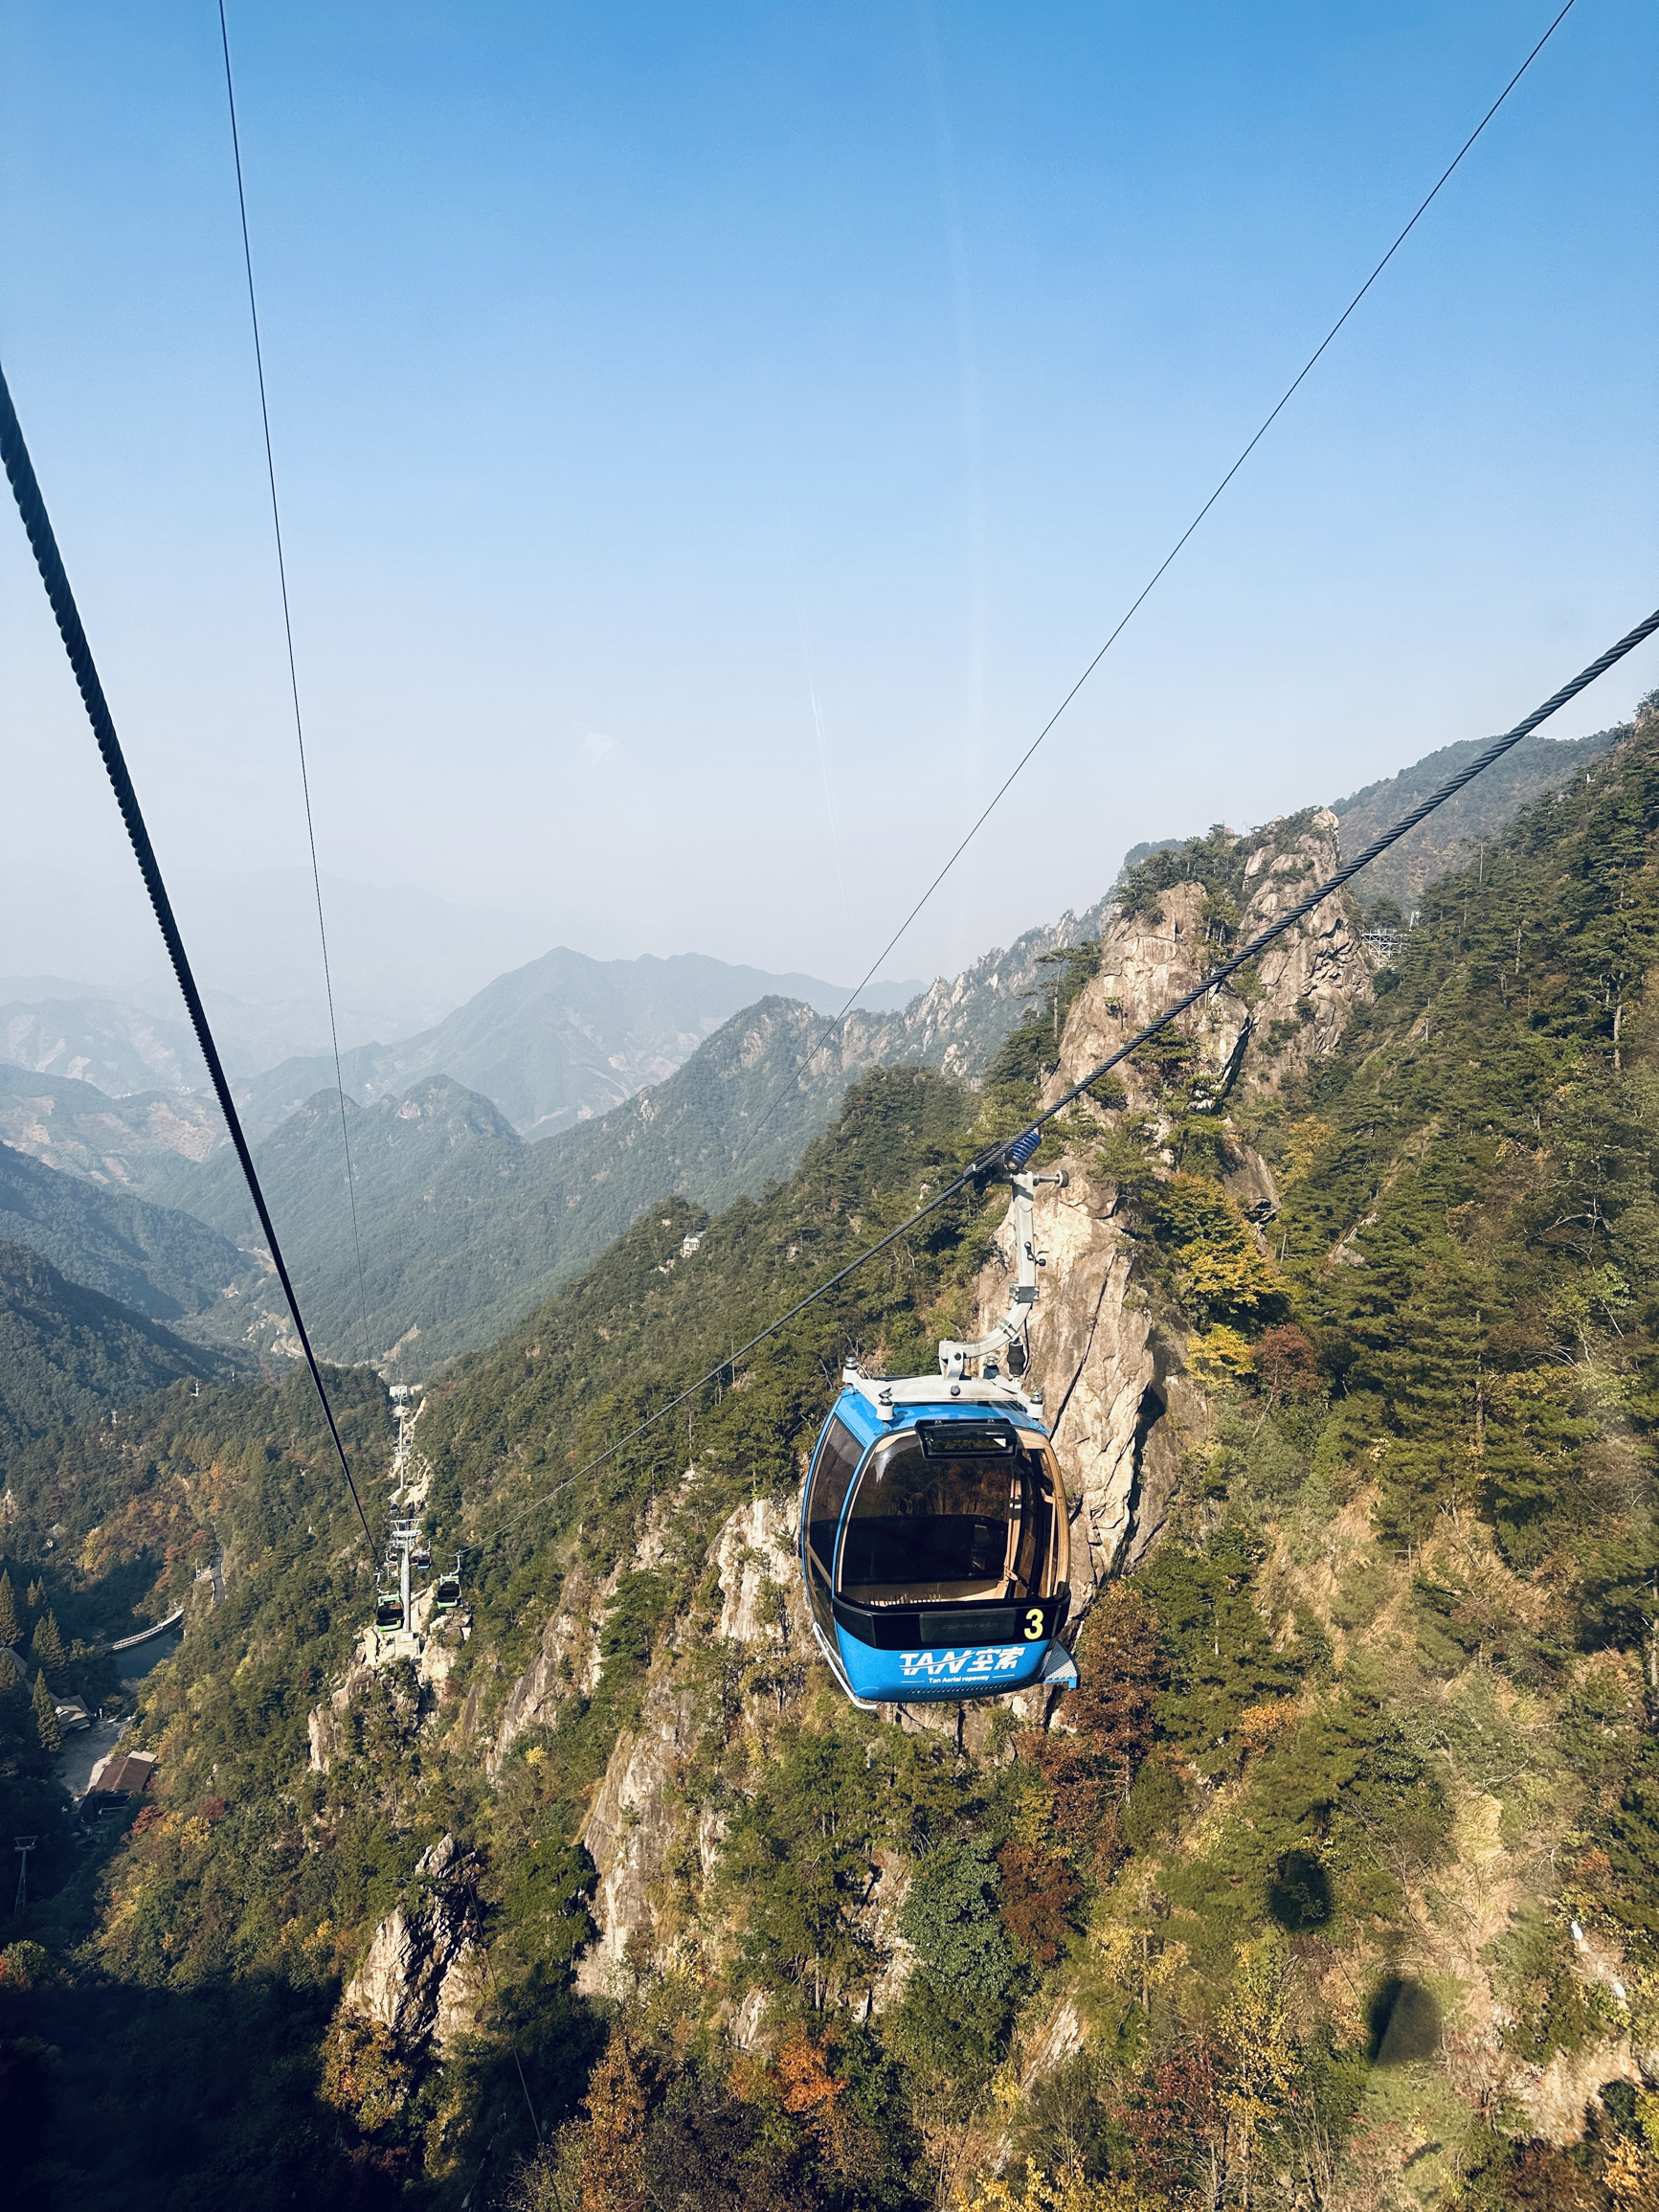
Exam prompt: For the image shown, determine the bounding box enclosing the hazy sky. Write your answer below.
[3,0,1656,1003]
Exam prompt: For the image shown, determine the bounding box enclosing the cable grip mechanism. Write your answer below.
[938,1160,1068,1387]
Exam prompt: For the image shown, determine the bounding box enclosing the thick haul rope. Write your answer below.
[469,601,1659,1556]
[0,358,375,1550]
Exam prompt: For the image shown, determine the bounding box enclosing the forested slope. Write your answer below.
[1332,721,1624,914]
[0,1140,252,1324]
[2,708,1658,2211]
[0,1238,223,1452]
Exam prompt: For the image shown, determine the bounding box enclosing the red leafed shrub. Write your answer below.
[1498,2142,1604,2211]
[1254,1323,1322,1402]
[1018,1585,1161,1878]
[997,1840,1083,1965]
[1117,2033,1226,2193]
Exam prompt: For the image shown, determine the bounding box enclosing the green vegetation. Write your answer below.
[0,1140,250,1321]
[1116,816,1321,925]
[1331,719,1624,914]
[3,713,1659,2207]
[0,1237,222,1451]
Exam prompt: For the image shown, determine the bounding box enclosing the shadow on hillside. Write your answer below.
[1267,1847,1333,1933]
[7,1970,575,2212]
[1367,1974,1442,2065]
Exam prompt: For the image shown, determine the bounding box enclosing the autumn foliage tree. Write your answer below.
[996,1843,1084,1969]
[1251,1324,1321,1404]
[1019,1587,1161,1880]
[1151,1175,1286,1329]
[554,2029,649,2212]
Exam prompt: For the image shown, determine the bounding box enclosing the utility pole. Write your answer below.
[13,1835,36,1919]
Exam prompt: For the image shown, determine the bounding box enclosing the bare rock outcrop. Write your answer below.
[490,1562,613,1776]
[1006,1168,1197,1594]
[574,1670,698,1998]
[340,1833,483,2055]
[572,1490,806,1997]
[1044,812,1369,1125]
[711,1494,799,1643]
[307,1655,376,1773]
[966,813,1374,1591]
[1507,2037,1650,2147]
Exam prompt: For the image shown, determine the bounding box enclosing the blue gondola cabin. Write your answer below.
[800,1366,1078,1707]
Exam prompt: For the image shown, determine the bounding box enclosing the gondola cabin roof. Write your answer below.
[830,1367,1050,1444]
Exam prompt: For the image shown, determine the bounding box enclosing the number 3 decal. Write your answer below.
[1023,1607,1043,1640]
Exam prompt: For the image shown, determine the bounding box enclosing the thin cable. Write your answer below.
[754,0,1581,1129]
[0,358,375,1551]
[466,601,1658,1558]
[218,0,375,1371]
[479,1947,544,2145]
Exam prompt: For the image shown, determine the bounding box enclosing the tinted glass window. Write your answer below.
[803,1417,863,1632]
[835,1430,1068,1606]
[840,1433,1024,1603]
[1012,1444,1065,1594]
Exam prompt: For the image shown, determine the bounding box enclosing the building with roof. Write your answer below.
[87,1749,158,1796]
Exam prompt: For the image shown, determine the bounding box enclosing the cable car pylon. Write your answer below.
[363,1387,465,1665]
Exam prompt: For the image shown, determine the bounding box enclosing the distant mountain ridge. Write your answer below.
[0,1142,253,1326]
[159,1004,902,1372]
[282,1004,864,1369]
[157,891,1122,1374]
[1,723,1624,1384]
[237,947,924,1137]
[0,1237,223,1453]
[1330,724,1625,912]
[0,864,553,1049]
[0,1066,222,1197]
[151,1073,519,1277]
[1,994,210,1097]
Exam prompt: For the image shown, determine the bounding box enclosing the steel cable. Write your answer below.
[747,0,1582,1142]
[217,0,376,1371]
[467,605,1659,1560]
[0,358,375,1550]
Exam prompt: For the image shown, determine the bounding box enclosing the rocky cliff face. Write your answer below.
[974,812,1373,1598]
[573,1494,802,1998]
[490,1561,612,1777]
[573,1670,700,1998]
[857,894,1118,1080]
[1049,810,1369,1117]
[339,1833,484,2056]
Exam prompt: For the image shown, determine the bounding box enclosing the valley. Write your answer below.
[1,704,1656,2209]
[0,728,1611,1393]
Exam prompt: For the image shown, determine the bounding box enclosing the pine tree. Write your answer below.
[31,1611,65,1676]
[0,1570,17,1648]
[32,1668,61,1755]
[25,1579,45,1616]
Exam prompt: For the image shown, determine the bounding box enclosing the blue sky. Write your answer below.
[3,0,1656,999]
